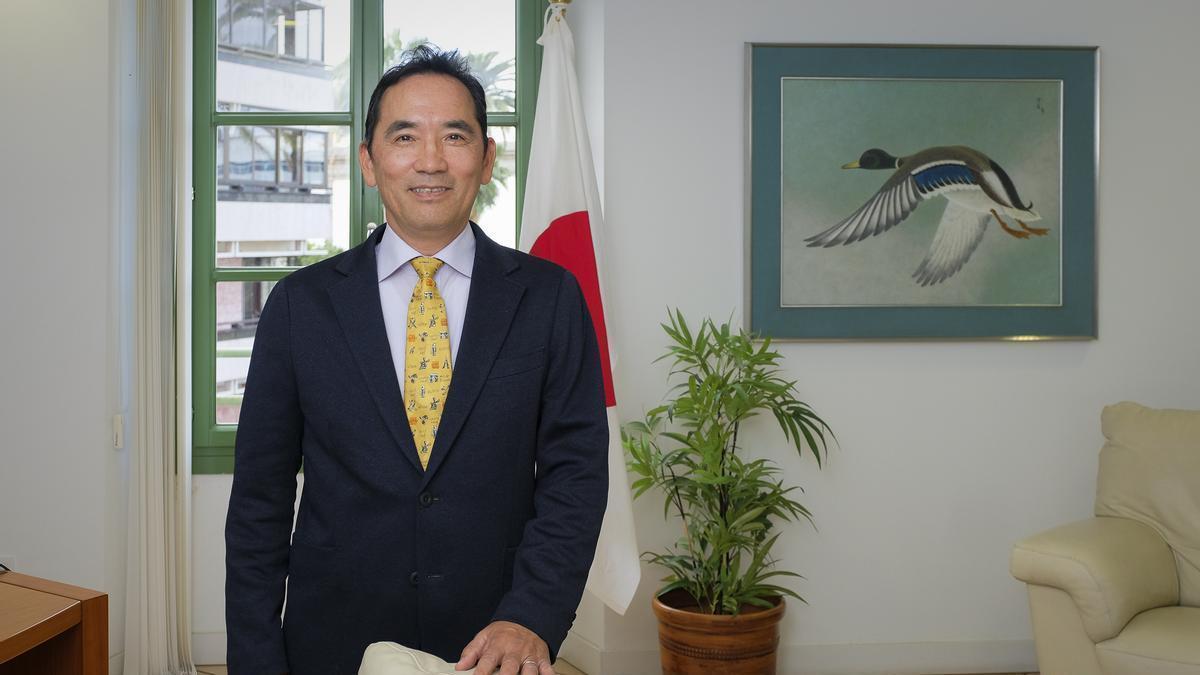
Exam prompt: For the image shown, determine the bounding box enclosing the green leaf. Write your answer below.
[618,308,837,607]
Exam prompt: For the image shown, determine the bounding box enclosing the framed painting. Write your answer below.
[746,44,1097,339]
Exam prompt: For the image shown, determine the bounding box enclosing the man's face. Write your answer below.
[360,73,496,244]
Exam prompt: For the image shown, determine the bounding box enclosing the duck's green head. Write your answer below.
[843,148,899,170]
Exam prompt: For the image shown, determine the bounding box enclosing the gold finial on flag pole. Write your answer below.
[548,0,571,21]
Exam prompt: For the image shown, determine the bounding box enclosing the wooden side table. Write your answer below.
[0,571,108,675]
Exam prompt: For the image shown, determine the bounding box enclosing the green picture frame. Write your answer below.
[746,44,1097,340]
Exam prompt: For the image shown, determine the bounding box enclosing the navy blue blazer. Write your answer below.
[225,223,609,675]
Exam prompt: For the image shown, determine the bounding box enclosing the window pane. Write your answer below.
[216,124,351,268]
[217,0,231,44]
[263,1,282,55]
[252,126,276,182]
[216,126,227,178]
[227,126,253,181]
[216,0,350,111]
[473,126,516,248]
[228,0,265,51]
[383,0,515,112]
[279,129,299,184]
[215,280,276,424]
[303,131,327,186]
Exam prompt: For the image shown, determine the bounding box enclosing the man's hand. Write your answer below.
[455,620,554,675]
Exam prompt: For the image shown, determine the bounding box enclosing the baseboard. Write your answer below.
[784,640,1037,675]
[593,639,1036,675]
[192,631,227,666]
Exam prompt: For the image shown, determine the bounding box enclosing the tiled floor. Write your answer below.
[197,661,587,674]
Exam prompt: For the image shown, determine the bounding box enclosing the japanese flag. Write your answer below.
[519,3,640,614]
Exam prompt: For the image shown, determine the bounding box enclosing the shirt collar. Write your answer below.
[376,223,476,283]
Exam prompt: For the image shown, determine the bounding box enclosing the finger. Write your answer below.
[475,650,501,675]
[521,658,541,675]
[456,636,485,670]
[498,654,523,675]
[532,639,553,675]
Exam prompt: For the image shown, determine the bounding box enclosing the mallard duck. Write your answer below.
[805,146,1047,286]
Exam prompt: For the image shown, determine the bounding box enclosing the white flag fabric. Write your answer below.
[518,2,640,615]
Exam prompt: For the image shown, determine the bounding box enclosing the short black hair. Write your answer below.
[362,45,489,156]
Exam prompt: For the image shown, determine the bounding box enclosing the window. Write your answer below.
[194,0,546,473]
[216,123,330,190]
[218,0,328,62]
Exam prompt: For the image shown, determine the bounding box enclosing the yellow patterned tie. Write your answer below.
[404,257,453,469]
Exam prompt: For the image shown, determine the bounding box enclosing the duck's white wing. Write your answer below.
[806,174,924,247]
[807,160,980,248]
[912,202,990,286]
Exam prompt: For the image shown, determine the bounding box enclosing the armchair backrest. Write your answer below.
[1097,401,1200,606]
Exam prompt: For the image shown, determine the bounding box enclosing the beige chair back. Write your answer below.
[1097,402,1200,606]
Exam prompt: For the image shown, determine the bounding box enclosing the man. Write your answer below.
[225,46,609,675]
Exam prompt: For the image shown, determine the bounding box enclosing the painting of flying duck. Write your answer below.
[804,144,1051,289]
[747,44,1097,339]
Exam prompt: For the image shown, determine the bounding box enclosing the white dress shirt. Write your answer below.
[376,224,475,396]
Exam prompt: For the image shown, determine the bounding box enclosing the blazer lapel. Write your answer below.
[420,223,525,488]
[328,226,423,475]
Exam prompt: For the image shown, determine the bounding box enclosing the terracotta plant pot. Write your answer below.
[651,589,785,675]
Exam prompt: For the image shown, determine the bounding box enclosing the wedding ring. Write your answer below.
[521,657,539,667]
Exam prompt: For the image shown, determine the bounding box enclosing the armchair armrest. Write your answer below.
[1010,516,1179,642]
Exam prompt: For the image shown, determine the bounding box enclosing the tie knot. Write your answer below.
[411,256,444,280]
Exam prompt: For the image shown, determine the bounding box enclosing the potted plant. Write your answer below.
[622,311,833,675]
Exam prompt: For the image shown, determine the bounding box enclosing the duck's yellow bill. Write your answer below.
[841,160,861,169]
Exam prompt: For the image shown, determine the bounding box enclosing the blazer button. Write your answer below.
[409,571,420,586]
[419,492,434,507]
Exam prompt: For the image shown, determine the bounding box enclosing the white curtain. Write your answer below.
[123,0,196,672]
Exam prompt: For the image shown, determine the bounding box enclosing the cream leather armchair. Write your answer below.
[1010,402,1200,675]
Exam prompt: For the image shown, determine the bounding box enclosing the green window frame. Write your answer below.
[193,0,546,473]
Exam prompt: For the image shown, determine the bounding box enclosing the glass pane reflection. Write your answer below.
[215,124,351,268]
[473,126,516,248]
[216,0,351,111]
[382,0,515,112]
[215,280,276,424]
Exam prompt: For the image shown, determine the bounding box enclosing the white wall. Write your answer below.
[596,0,1200,673]
[191,476,233,663]
[216,59,336,111]
[0,0,131,670]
